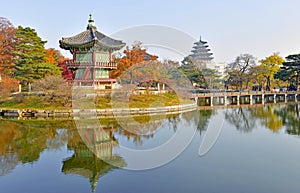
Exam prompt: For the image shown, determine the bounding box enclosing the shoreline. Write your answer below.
[0,103,197,119]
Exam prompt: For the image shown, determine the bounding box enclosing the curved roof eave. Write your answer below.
[59,40,125,51]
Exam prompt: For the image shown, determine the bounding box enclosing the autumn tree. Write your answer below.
[45,48,67,64]
[247,65,266,90]
[47,49,72,80]
[226,54,256,90]
[13,26,61,91]
[259,53,285,90]
[274,54,300,91]
[111,42,158,83]
[0,17,16,76]
[0,76,19,98]
[58,60,74,80]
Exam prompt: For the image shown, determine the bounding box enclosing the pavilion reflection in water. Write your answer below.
[62,126,126,193]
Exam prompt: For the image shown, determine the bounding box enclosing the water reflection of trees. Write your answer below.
[274,104,300,135]
[0,110,214,177]
[225,104,300,135]
[115,110,214,145]
[225,107,256,133]
[0,153,18,177]
[0,120,126,192]
[249,105,283,132]
[2,104,299,181]
[116,115,167,145]
[0,120,70,176]
[182,109,214,134]
[114,114,187,145]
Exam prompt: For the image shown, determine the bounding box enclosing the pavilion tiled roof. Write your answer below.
[59,14,125,52]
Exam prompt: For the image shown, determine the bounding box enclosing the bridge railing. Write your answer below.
[192,90,300,98]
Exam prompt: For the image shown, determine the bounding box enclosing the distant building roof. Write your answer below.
[59,14,125,53]
[188,36,214,62]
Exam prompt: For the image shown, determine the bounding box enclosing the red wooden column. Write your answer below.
[92,51,96,83]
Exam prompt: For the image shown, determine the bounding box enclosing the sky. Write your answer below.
[2,0,300,63]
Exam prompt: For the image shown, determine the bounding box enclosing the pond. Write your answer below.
[0,104,300,193]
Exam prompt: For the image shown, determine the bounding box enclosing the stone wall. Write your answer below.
[0,103,197,119]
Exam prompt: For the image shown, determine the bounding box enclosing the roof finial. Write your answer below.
[89,14,94,22]
[87,13,96,30]
[200,36,202,41]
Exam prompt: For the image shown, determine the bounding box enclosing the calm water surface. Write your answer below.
[0,104,300,193]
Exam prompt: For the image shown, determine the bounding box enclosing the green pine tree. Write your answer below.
[179,57,205,87]
[13,26,61,91]
[274,54,300,91]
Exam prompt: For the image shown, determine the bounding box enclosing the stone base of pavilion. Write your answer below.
[73,79,118,90]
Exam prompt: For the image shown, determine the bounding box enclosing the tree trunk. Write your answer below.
[28,82,31,92]
[266,76,270,91]
[240,78,243,90]
[130,71,133,84]
[245,80,249,90]
[297,72,300,91]
[239,72,244,90]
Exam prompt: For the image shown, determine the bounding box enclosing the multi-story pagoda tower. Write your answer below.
[188,36,213,64]
[59,14,125,89]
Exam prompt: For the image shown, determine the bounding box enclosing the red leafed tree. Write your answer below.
[58,61,74,80]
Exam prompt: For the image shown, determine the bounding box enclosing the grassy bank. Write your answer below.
[0,92,194,110]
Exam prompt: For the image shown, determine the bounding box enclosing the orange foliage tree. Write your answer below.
[45,48,67,64]
[46,48,72,80]
[0,17,16,76]
[111,42,158,83]
[0,76,19,98]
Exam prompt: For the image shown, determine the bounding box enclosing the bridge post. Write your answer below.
[262,94,265,105]
[210,96,214,107]
[237,95,240,106]
[250,94,253,105]
[285,94,287,103]
[274,94,276,104]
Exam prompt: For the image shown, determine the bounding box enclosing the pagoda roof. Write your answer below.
[190,55,213,59]
[193,45,209,49]
[59,14,125,52]
[190,53,213,57]
[194,40,208,45]
[192,49,211,53]
[188,36,214,62]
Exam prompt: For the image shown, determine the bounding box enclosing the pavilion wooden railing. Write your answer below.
[73,78,117,83]
[66,60,117,68]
